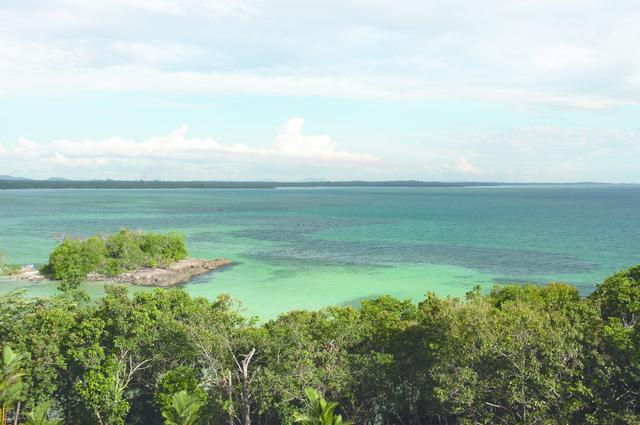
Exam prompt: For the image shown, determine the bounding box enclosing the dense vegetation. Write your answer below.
[1,264,639,424]
[41,230,188,289]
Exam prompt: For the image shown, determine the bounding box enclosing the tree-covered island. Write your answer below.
[9,230,231,290]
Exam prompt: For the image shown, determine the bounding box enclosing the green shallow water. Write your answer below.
[1,186,639,319]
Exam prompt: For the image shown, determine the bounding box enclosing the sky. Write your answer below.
[1,0,639,182]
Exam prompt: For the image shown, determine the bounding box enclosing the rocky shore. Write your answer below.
[9,265,45,282]
[11,258,232,287]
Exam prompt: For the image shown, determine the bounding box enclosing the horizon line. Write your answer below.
[1,178,637,187]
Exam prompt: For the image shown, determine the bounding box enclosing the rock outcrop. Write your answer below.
[11,258,232,287]
[86,258,233,287]
[9,265,46,282]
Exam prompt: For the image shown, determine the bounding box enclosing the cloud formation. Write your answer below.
[0,118,377,178]
[1,0,639,108]
[274,118,375,163]
[2,123,638,182]
[417,127,640,182]
[1,1,639,182]
[114,0,256,16]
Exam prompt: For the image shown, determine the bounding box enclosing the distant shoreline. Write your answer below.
[0,179,627,190]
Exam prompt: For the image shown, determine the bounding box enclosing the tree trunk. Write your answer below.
[227,370,235,425]
[239,348,256,425]
[12,402,20,425]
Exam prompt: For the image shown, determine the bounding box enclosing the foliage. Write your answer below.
[75,356,130,425]
[1,264,640,424]
[156,367,206,417]
[42,230,188,288]
[293,388,352,425]
[161,391,204,425]
[587,266,640,423]
[591,265,640,326]
[24,400,62,425]
[1,345,24,425]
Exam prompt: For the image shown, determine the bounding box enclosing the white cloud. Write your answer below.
[423,157,484,177]
[1,1,640,182]
[3,124,639,182]
[454,158,477,174]
[60,0,256,16]
[561,162,587,174]
[0,119,376,172]
[0,40,89,73]
[51,153,109,167]
[274,118,375,163]
[108,41,203,65]
[534,43,597,71]
[0,61,631,109]
[409,125,640,182]
[1,0,639,108]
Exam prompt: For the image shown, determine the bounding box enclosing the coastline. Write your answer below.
[9,258,233,287]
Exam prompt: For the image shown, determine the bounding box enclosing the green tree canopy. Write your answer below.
[0,263,639,424]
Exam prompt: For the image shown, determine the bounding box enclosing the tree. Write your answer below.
[162,391,203,425]
[231,347,257,425]
[184,293,254,425]
[587,265,640,422]
[43,238,96,289]
[417,289,588,424]
[255,307,360,423]
[76,350,153,425]
[294,388,352,425]
[75,358,129,425]
[0,346,24,425]
[3,263,640,423]
[24,401,61,425]
[591,265,640,327]
[156,367,206,417]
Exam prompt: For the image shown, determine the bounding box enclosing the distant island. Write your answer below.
[10,229,231,287]
[0,177,619,190]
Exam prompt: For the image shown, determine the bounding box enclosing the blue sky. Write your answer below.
[1,0,639,181]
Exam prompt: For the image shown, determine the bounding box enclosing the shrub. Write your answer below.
[45,238,104,281]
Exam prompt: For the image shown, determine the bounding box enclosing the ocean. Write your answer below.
[1,185,639,319]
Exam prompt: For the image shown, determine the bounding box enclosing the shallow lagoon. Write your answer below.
[1,185,639,319]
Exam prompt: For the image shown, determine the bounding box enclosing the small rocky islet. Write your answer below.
[8,229,231,287]
[11,258,232,287]
[86,257,232,286]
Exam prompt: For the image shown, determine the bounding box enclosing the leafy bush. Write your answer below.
[42,237,106,281]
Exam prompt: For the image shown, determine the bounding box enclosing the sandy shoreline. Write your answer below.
[9,258,233,287]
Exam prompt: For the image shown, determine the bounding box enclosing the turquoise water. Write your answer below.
[1,186,639,319]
